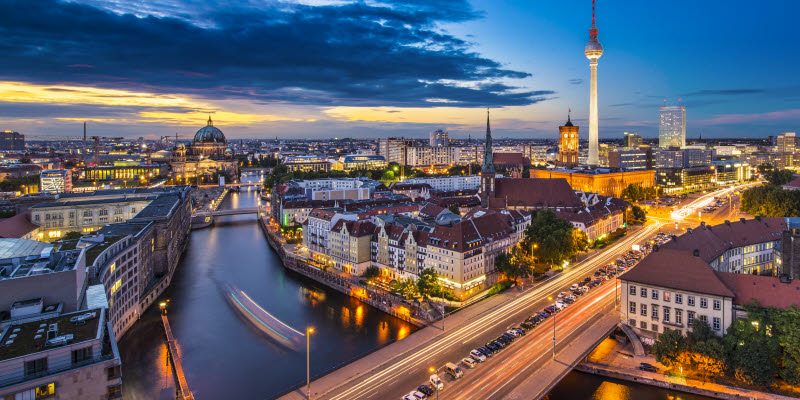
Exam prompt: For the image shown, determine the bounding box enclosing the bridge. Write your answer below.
[278,222,663,400]
[241,168,271,173]
[194,207,260,217]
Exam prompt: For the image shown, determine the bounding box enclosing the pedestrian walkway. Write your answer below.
[162,314,194,400]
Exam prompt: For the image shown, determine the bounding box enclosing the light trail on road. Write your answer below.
[322,221,664,400]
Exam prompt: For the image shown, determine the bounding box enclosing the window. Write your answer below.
[35,383,55,399]
[651,305,659,319]
[83,210,92,217]
[713,299,721,310]
[640,287,647,297]
[651,289,659,300]
[630,301,636,314]
[107,365,122,380]
[629,319,637,327]
[675,294,683,304]
[688,295,695,306]
[688,311,695,327]
[663,291,671,302]
[651,324,659,332]
[629,285,636,295]
[675,309,683,325]
[640,303,647,316]
[34,214,40,222]
[663,306,671,322]
[700,298,708,308]
[99,209,109,216]
[25,358,48,376]
[713,317,721,331]
[108,384,122,399]
[71,347,93,364]
[640,321,647,329]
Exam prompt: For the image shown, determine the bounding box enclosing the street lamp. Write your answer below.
[548,296,556,360]
[428,366,440,400]
[306,327,314,399]
[159,302,167,315]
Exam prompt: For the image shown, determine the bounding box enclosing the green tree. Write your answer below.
[741,185,800,217]
[390,279,419,299]
[692,340,727,380]
[723,304,782,386]
[772,305,800,384]
[522,210,585,266]
[765,169,795,186]
[447,204,461,216]
[687,319,717,347]
[494,246,534,285]
[363,266,381,280]
[417,268,442,298]
[621,184,645,202]
[651,329,688,368]
[627,205,647,225]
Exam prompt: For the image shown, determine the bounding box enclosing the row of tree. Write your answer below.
[365,267,446,300]
[621,183,660,202]
[741,184,800,217]
[652,304,800,387]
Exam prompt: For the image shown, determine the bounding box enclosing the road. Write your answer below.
[314,221,665,400]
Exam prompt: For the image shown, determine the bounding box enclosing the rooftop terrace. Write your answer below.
[0,308,103,362]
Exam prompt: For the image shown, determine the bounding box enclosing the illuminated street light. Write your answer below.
[306,327,314,399]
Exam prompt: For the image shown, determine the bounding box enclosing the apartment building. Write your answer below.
[401,175,481,191]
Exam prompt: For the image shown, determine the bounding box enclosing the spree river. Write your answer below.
[119,174,415,400]
[119,174,713,400]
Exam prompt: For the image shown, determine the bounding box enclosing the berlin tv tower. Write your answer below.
[585,0,603,166]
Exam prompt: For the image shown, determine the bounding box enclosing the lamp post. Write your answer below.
[428,366,441,400]
[549,296,556,360]
[306,327,314,399]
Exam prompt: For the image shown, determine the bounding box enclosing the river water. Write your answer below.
[119,174,415,400]
[119,174,713,400]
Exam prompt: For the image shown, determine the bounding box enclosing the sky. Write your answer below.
[0,0,798,140]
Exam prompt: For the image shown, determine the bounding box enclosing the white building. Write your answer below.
[659,105,686,148]
[402,175,481,191]
[429,129,449,147]
[39,170,72,194]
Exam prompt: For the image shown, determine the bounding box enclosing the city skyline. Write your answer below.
[0,0,798,139]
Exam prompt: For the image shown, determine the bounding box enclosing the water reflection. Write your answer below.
[119,175,417,400]
[544,371,714,400]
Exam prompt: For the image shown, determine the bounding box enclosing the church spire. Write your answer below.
[482,108,495,173]
[207,114,213,126]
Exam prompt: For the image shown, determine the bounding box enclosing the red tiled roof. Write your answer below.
[491,178,583,209]
[621,249,735,298]
[492,152,527,167]
[419,203,446,218]
[0,212,38,238]
[715,272,800,309]
[662,217,785,263]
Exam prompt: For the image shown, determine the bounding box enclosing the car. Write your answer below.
[417,385,434,397]
[570,284,579,291]
[593,271,602,277]
[477,346,493,357]
[470,349,487,362]
[408,390,426,400]
[572,290,583,297]
[557,292,567,299]
[580,286,589,293]
[494,339,507,348]
[543,306,555,314]
[506,330,520,338]
[430,374,444,390]
[402,395,415,400]
[521,321,535,330]
[538,311,550,319]
[512,328,526,336]
[566,295,576,302]
[592,279,602,285]
[485,342,499,352]
[639,363,658,373]
[445,362,463,379]
[502,333,516,341]
[563,297,574,304]
[462,357,477,369]
[555,301,567,310]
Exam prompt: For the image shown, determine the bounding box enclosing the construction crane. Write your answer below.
[89,136,123,167]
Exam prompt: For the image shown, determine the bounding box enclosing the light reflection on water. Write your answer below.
[119,176,417,400]
[544,371,715,400]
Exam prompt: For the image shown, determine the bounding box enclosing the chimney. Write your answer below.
[700,221,706,228]
[687,228,693,233]
[693,249,700,257]
[740,218,746,224]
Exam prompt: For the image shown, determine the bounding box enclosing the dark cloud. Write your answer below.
[681,89,764,96]
[0,101,195,119]
[0,0,552,108]
[568,78,583,85]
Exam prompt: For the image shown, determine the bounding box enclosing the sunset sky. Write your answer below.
[0,0,798,140]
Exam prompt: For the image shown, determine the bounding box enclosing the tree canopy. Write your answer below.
[764,169,795,186]
[416,268,442,298]
[521,210,587,266]
[621,184,660,202]
[494,246,534,284]
[740,185,800,217]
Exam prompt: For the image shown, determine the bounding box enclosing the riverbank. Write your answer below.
[577,337,795,400]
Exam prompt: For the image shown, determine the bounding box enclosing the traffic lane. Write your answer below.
[325,224,659,400]
[448,283,616,400]
[358,226,654,400]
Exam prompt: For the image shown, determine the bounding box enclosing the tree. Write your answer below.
[363,266,381,280]
[765,169,794,186]
[522,210,585,266]
[771,305,800,384]
[572,229,589,252]
[731,341,780,386]
[687,319,717,347]
[447,204,461,216]
[692,340,727,379]
[651,329,687,368]
[417,268,442,298]
[741,185,800,217]
[627,205,647,225]
[494,246,534,285]
[62,231,83,240]
[390,279,419,299]
[723,304,782,386]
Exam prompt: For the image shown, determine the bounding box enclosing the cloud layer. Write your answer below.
[0,0,551,108]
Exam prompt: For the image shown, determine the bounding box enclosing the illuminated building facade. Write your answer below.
[558,113,579,168]
[169,117,239,183]
[659,106,686,148]
[39,169,72,194]
[528,168,655,198]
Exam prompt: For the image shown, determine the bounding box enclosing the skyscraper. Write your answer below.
[585,0,603,166]
[659,106,686,148]
[776,132,796,169]
[623,132,643,147]
[429,129,449,147]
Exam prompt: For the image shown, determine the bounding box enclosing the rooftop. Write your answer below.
[0,308,103,362]
[0,238,52,260]
[621,249,736,298]
[84,236,126,266]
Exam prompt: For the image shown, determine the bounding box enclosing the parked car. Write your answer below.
[563,297,575,304]
[470,349,487,362]
[639,363,658,373]
[462,357,477,369]
[570,284,579,291]
[506,330,520,338]
[521,321,535,330]
[417,385,434,397]
[512,327,526,336]
[445,362,463,379]
[477,346,493,357]
[408,390,426,400]
[430,374,444,390]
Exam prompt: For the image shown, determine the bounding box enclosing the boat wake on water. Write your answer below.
[217,280,305,351]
